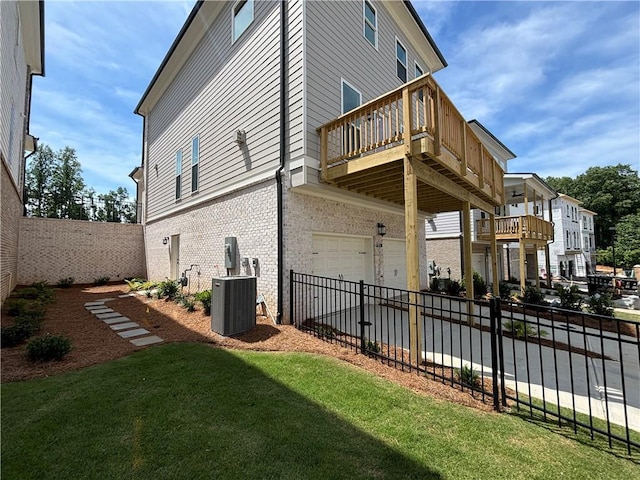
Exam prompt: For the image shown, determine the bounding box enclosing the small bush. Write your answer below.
[430,277,441,292]
[445,279,462,296]
[472,271,487,296]
[1,321,36,348]
[520,286,547,306]
[178,296,196,312]
[503,320,547,339]
[56,277,75,288]
[93,276,110,286]
[10,286,53,303]
[31,280,49,290]
[555,284,583,311]
[157,280,179,300]
[455,364,480,388]
[26,334,72,361]
[499,281,512,300]
[365,339,381,354]
[586,293,614,317]
[194,290,212,315]
[3,298,30,316]
[314,325,335,338]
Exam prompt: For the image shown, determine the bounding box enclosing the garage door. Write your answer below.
[383,238,407,290]
[312,234,372,282]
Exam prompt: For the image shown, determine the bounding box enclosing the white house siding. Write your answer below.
[304,0,438,160]
[145,0,282,221]
[286,0,304,163]
[145,179,278,317]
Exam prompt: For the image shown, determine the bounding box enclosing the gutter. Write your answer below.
[275,0,288,324]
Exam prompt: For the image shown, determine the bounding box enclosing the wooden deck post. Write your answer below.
[462,202,474,320]
[519,241,526,296]
[404,157,421,365]
[320,126,328,181]
[489,212,500,296]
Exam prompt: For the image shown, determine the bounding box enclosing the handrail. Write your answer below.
[477,215,554,241]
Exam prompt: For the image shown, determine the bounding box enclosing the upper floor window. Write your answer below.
[342,79,361,114]
[396,39,407,82]
[175,150,182,200]
[232,0,253,43]
[363,1,377,48]
[191,135,199,193]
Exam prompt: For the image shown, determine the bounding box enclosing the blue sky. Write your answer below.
[30,1,640,195]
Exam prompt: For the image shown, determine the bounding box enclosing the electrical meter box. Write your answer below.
[211,276,256,336]
[224,237,237,269]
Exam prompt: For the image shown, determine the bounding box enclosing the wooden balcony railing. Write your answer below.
[477,215,554,242]
[317,74,504,206]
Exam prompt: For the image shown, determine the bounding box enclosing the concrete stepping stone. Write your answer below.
[86,305,106,310]
[130,336,164,347]
[90,309,114,315]
[118,293,136,298]
[118,328,150,339]
[95,312,120,319]
[102,316,131,325]
[110,322,140,331]
[84,302,104,307]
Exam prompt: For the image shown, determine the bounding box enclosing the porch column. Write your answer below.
[545,243,552,289]
[404,157,422,365]
[489,212,499,296]
[519,242,526,295]
[462,202,474,316]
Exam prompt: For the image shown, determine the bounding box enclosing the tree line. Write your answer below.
[545,164,640,270]
[25,144,137,223]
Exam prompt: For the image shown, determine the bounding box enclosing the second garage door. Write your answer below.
[383,238,407,290]
[312,234,372,282]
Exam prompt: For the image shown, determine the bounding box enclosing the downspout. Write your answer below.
[275,0,288,324]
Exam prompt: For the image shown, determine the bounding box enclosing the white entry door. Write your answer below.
[383,238,407,290]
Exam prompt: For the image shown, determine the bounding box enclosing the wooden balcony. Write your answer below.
[477,215,554,243]
[317,75,504,214]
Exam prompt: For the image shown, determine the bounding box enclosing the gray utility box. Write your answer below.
[211,276,256,336]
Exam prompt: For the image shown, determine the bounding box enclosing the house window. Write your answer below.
[232,0,253,43]
[191,135,199,192]
[396,39,407,82]
[341,79,362,154]
[363,1,377,48]
[175,150,182,200]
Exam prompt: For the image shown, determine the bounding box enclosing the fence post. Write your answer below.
[289,270,294,326]
[489,297,501,411]
[359,280,367,354]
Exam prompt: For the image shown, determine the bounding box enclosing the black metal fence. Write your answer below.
[290,271,640,455]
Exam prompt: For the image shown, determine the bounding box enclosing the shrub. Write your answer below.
[472,271,487,296]
[194,290,212,315]
[499,281,512,300]
[1,320,37,348]
[503,320,547,339]
[586,293,614,317]
[157,280,179,300]
[56,277,75,288]
[454,364,480,388]
[10,286,53,303]
[365,339,381,354]
[555,284,583,311]
[430,277,441,292]
[93,276,110,286]
[26,334,72,361]
[315,325,335,338]
[3,298,30,316]
[520,286,547,306]
[177,296,196,312]
[31,280,49,290]
[444,279,462,296]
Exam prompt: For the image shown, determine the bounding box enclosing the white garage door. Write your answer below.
[312,234,372,282]
[383,238,407,290]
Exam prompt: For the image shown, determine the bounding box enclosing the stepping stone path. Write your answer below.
[84,299,164,347]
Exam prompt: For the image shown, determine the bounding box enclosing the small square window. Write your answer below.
[363,1,377,48]
[396,39,407,82]
[233,0,253,43]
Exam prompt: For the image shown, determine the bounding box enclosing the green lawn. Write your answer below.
[2,343,638,479]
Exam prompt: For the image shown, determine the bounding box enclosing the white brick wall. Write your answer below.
[17,217,145,285]
[144,179,279,316]
[1,160,22,302]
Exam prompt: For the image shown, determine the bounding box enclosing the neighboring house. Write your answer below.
[0,0,45,302]
[537,194,596,280]
[425,120,516,283]
[134,0,505,325]
[426,121,557,294]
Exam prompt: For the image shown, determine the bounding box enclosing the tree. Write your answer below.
[95,187,136,223]
[25,145,56,217]
[49,146,86,219]
[612,213,640,270]
[547,164,640,248]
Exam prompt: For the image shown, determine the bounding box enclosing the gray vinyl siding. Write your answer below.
[286,0,304,162]
[426,212,461,238]
[146,0,282,220]
[305,1,436,160]
[0,0,27,186]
